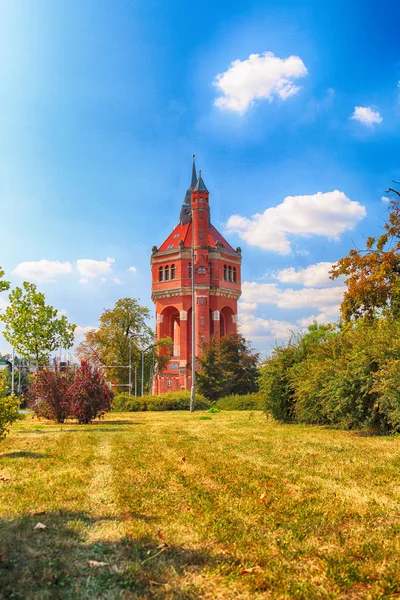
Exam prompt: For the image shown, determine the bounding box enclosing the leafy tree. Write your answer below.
[77,297,171,392]
[197,333,260,401]
[0,266,10,294]
[0,282,76,365]
[219,334,260,396]
[68,361,113,424]
[197,337,226,401]
[331,193,400,321]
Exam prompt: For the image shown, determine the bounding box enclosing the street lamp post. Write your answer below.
[190,209,196,413]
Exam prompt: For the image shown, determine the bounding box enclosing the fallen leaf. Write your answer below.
[260,492,267,504]
[180,456,186,462]
[156,542,169,550]
[32,511,46,516]
[0,477,10,482]
[34,522,46,530]
[157,530,165,541]
[183,505,191,512]
[88,560,107,568]
[241,566,261,575]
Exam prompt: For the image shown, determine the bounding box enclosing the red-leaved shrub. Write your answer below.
[28,360,113,424]
[28,363,75,423]
[68,361,113,424]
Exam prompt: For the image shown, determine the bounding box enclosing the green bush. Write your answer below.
[259,318,400,433]
[111,391,210,412]
[215,393,263,410]
[0,394,21,441]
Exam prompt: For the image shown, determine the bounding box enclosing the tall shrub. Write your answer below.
[68,361,113,424]
[28,363,74,423]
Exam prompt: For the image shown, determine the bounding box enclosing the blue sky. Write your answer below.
[1,0,399,356]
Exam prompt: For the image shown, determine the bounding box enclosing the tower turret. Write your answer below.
[151,157,242,394]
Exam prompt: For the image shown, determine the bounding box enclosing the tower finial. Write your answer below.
[191,155,197,188]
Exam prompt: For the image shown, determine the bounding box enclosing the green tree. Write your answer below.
[197,333,260,401]
[220,334,260,396]
[331,193,400,321]
[197,337,226,401]
[0,282,76,365]
[77,297,171,392]
[0,266,10,294]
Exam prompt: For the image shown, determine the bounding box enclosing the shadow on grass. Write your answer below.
[1,451,50,459]
[0,510,237,599]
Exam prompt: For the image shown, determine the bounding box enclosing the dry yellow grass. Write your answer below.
[1,411,400,599]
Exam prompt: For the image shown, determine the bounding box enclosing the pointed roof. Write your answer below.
[191,155,197,188]
[193,170,208,192]
[159,222,235,253]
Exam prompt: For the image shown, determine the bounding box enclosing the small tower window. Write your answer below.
[159,266,164,281]
[171,264,175,279]
[233,266,237,282]
[165,265,170,280]
[224,265,228,281]
[199,210,203,219]
[188,262,192,279]
[228,266,232,281]
[209,262,213,279]
[199,231,204,239]
[200,316,205,327]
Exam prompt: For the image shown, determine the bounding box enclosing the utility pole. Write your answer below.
[11,348,15,395]
[190,203,196,413]
[128,342,132,395]
[141,350,144,396]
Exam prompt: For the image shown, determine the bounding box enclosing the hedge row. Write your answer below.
[111,391,263,412]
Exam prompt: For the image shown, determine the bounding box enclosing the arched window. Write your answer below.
[159,266,164,281]
[165,265,170,280]
[233,266,237,282]
[171,264,175,279]
[188,262,192,278]
[209,262,213,279]
[228,266,232,281]
[224,265,228,281]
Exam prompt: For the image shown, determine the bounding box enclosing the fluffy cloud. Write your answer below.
[110,276,121,285]
[381,196,390,203]
[238,301,258,314]
[13,260,72,282]
[128,266,137,273]
[226,191,366,254]
[214,51,308,113]
[239,313,299,347]
[275,262,338,287]
[350,106,383,126]
[79,278,89,285]
[241,281,345,312]
[76,257,115,279]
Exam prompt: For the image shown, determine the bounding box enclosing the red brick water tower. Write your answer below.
[151,157,242,393]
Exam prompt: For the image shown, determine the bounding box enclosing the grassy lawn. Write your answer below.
[1,412,400,599]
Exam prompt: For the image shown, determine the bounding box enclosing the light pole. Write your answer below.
[190,206,196,413]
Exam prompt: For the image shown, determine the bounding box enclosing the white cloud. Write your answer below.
[13,260,72,282]
[350,106,383,126]
[275,262,338,287]
[226,190,366,254]
[110,277,121,285]
[76,257,115,279]
[128,266,137,273]
[381,196,390,203]
[214,51,308,113]
[241,281,345,312]
[238,301,258,314]
[74,325,97,345]
[240,313,299,342]
[297,310,339,328]
[79,278,89,285]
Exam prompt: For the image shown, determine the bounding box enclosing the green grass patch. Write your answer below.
[1,412,400,598]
